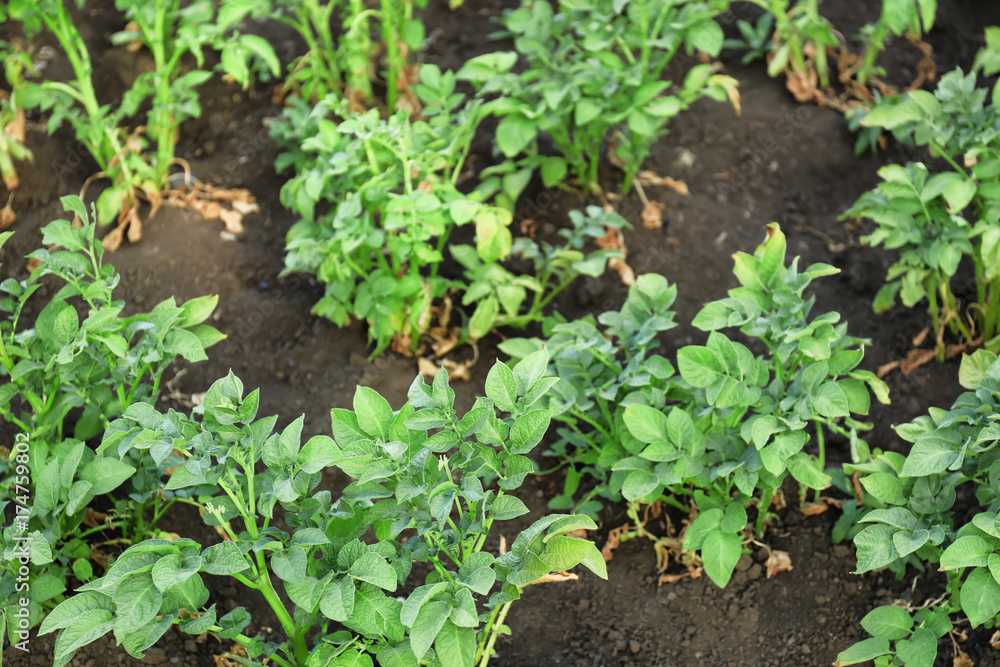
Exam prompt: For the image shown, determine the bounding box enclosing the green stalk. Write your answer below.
[925,277,944,360]
[46,2,133,181]
[984,278,1000,345]
[813,421,825,503]
[755,486,774,537]
[380,0,400,111]
[257,573,309,664]
[477,599,515,667]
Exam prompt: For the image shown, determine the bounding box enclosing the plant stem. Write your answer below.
[477,599,515,667]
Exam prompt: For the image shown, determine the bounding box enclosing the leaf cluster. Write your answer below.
[503,224,887,587]
[0,196,224,637]
[457,0,738,194]
[838,350,1000,666]
[845,46,1000,352]
[42,353,606,667]
[274,69,626,357]
[4,0,278,219]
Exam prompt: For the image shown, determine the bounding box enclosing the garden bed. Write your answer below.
[3,0,1000,665]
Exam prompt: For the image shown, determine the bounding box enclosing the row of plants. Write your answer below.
[0,198,225,638]
[0,0,972,357]
[4,1,1000,666]
[0,200,608,667]
[5,213,994,667]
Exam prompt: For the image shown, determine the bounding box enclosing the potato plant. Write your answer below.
[844,40,1000,356]
[836,349,1000,667]
[3,0,276,227]
[221,0,425,110]
[274,67,626,357]
[0,197,224,638]
[458,0,739,194]
[41,353,606,667]
[505,225,889,587]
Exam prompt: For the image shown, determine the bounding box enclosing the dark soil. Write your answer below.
[4,1,1000,666]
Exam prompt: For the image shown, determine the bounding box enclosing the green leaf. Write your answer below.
[354,386,394,440]
[623,404,667,444]
[40,592,114,636]
[684,508,724,551]
[540,156,567,187]
[178,295,218,327]
[512,348,549,395]
[700,530,741,588]
[120,615,173,658]
[962,566,1000,627]
[35,458,60,512]
[469,295,499,340]
[458,553,496,595]
[349,552,398,590]
[860,605,913,640]
[496,114,536,158]
[179,605,217,635]
[833,637,891,665]
[900,433,960,477]
[201,542,251,576]
[52,609,115,667]
[508,410,550,455]
[862,98,923,129]
[80,457,136,495]
[410,600,449,660]
[112,573,163,634]
[151,553,201,592]
[941,536,995,570]
[485,361,518,412]
[376,642,419,667]
[320,577,356,622]
[677,346,721,387]
[574,98,602,126]
[854,524,899,573]
[895,627,936,667]
[434,621,475,667]
[163,328,208,362]
[299,435,341,473]
[943,176,976,212]
[813,382,850,418]
[859,473,907,505]
[491,495,530,521]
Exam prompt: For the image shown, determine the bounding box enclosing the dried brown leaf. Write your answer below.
[900,348,938,374]
[391,334,413,357]
[442,358,472,382]
[0,201,15,230]
[218,208,244,234]
[125,207,142,243]
[953,649,974,667]
[912,327,930,347]
[876,360,901,378]
[519,218,537,240]
[525,571,579,586]
[84,507,109,528]
[418,357,439,378]
[608,256,636,286]
[641,201,664,229]
[765,549,793,578]
[601,524,629,562]
[102,225,124,253]
[799,501,829,516]
[4,107,26,144]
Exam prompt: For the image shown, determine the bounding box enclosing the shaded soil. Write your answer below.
[4,1,1000,666]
